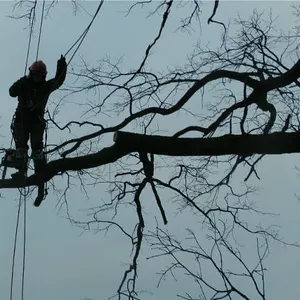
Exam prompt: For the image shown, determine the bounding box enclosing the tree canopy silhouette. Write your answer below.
[3,1,300,299]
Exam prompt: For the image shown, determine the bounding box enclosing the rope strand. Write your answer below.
[10,0,38,298]
[24,0,38,75]
[9,193,23,300]
[21,190,27,300]
[36,0,46,61]
[65,0,105,65]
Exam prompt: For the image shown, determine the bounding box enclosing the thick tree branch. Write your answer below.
[207,0,219,24]
[112,130,300,156]
[263,59,300,90]
[1,130,300,189]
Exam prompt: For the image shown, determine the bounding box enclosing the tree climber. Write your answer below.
[8,55,67,179]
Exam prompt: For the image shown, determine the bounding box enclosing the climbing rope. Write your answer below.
[43,114,49,199]
[9,186,28,300]
[9,192,22,300]
[35,0,46,61]
[9,169,28,297]
[24,0,38,75]
[10,0,40,298]
[21,188,27,300]
[64,0,105,65]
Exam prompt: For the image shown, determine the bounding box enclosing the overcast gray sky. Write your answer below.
[0,1,299,300]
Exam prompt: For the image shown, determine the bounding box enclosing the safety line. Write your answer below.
[10,0,39,297]
[9,192,23,300]
[24,0,38,75]
[21,190,27,300]
[36,0,46,61]
[64,0,105,65]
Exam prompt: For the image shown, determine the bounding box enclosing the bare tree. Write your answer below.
[2,1,300,299]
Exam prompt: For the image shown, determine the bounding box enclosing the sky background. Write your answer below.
[0,1,299,300]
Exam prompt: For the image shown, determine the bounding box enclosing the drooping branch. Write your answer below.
[149,181,168,225]
[207,0,219,22]
[117,178,146,298]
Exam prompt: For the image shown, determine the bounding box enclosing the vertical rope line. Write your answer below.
[10,0,37,297]
[21,190,27,300]
[9,193,23,300]
[24,0,38,75]
[36,0,46,61]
